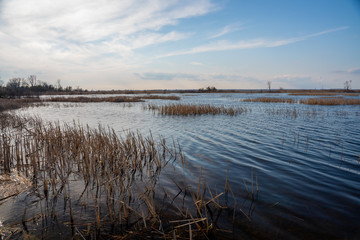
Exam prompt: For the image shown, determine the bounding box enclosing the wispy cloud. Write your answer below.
[333,68,360,75]
[209,22,243,39]
[191,62,205,66]
[0,0,215,77]
[159,26,349,58]
[135,72,200,81]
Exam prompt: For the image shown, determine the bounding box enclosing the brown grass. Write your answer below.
[242,97,296,104]
[45,96,143,103]
[0,114,246,239]
[0,98,42,112]
[147,103,249,116]
[45,95,180,103]
[140,95,180,100]
[300,98,360,105]
[289,92,359,96]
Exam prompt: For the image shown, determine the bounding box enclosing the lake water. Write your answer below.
[3,92,360,239]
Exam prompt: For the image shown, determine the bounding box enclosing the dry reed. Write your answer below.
[147,103,248,116]
[0,98,42,112]
[242,97,296,104]
[140,95,180,100]
[45,96,143,103]
[0,113,246,239]
[289,92,359,96]
[299,98,360,105]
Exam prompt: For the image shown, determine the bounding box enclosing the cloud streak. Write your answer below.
[158,26,349,58]
[333,68,360,75]
[209,23,244,39]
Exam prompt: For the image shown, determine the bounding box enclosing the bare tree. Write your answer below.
[7,78,22,89]
[56,79,63,91]
[267,81,271,92]
[28,75,37,87]
[344,80,352,91]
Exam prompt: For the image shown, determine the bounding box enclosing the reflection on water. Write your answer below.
[4,93,360,239]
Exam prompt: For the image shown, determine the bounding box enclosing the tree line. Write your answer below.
[0,75,84,98]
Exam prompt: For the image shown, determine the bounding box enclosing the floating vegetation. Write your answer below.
[299,98,360,105]
[0,114,250,239]
[242,97,296,104]
[146,104,249,116]
[265,108,318,119]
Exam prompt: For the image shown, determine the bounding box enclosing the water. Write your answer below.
[3,93,360,239]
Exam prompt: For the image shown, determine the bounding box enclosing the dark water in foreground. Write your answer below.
[2,93,360,239]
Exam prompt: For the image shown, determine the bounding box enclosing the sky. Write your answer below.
[0,0,359,90]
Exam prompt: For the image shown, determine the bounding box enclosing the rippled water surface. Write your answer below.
[5,93,360,239]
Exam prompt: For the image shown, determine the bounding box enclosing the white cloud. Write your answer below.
[0,0,215,83]
[159,26,349,58]
[209,22,243,39]
[191,62,205,66]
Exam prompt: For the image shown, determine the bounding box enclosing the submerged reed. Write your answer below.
[0,113,248,239]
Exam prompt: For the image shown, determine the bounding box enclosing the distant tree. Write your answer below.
[199,86,217,92]
[56,79,63,91]
[344,80,352,91]
[267,81,271,92]
[7,78,22,89]
[28,75,37,87]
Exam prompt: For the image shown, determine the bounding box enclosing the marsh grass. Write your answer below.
[242,96,360,106]
[147,103,249,116]
[242,98,296,104]
[0,98,42,112]
[140,95,180,100]
[45,96,143,103]
[289,92,359,96]
[299,98,360,105]
[0,114,250,239]
[45,95,180,103]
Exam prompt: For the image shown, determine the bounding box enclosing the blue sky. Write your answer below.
[0,0,359,90]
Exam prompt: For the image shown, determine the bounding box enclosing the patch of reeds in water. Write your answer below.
[242,97,296,104]
[0,113,250,239]
[45,95,180,103]
[147,103,249,116]
[140,95,180,100]
[300,98,360,105]
[289,92,359,96]
[45,96,143,103]
[0,98,42,112]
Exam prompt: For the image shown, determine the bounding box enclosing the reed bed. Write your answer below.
[300,98,360,105]
[242,97,296,104]
[45,95,180,103]
[45,96,143,103]
[0,113,249,239]
[0,98,42,112]
[289,92,359,96]
[147,103,248,116]
[140,95,180,100]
